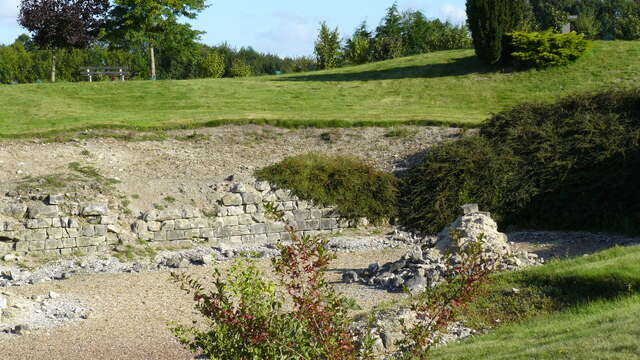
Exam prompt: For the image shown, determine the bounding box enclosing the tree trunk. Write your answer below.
[150,45,156,80]
[51,52,56,83]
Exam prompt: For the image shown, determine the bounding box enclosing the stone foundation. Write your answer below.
[0,181,349,258]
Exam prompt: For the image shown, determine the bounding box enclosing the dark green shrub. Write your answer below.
[256,154,398,225]
[465,0,529,65]
[229,58,252,78]
[505,30,590,68]
[401,88,640,235]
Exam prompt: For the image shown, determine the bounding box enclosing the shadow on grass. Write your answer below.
[275,56,490,82]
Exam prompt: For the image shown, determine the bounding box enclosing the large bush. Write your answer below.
[505,30,590,68]
[256,154,398,225]
[466,0,529,65]
[401,88,640,234]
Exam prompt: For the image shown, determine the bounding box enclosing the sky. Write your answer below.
[0,0,467,57]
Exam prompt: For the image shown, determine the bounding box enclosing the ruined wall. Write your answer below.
[0,181,347,258]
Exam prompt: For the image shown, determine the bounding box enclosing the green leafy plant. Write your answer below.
[170,210,373,359]
[256,153,398,224]
[505,30,590,68]
[230,58,252,78]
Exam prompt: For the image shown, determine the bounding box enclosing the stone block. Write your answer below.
[226,206,244,216]
[230,225,251,236]
[222,216,239,227]
[244,204,258,214]
[3,220,21,231]
[157,209,182,221]
[182,208,201,219]
[2,204,27,217]
[254,181,270,192]
[81,203,109,216]
[192,218,208,229]
[241,235,255,243]
[29,240,45,251]
[174,219,193,230]
[310,209,323,219]
[147,221,161,232]
[45,238,63,250]
[66,228,79,237]
[254,234,268,244]
[200,228,215,239]
[238,214,253,225]
[94,225,107,237]
[51,217,62,228]
[231,183,247,193]
[44,249,61,256]
[166,230,187,241]
[275,189,292,201]
[154,231,167,242]
[81,225,95,237]
[100,216,117,225]
[62,237,77,248]
[26,218,51,229]
[222,193,242,206]
[138,232,153,241]
[132,220,147,234]
[47,228,64,239]
[76,237,93,247]
[161,220,175,231]
[27,229,48,242]
[15,241,28,252]
[250,223,267,234]
[47,194,65,205]
[106,233,119,245]
[28,205,59,219]
[185,229,200,239]
[241,192,261,205]
[267,233,281,242]
[60,248,73,256]
[251,213,266,223]
[68,218,80,228]
[143,210,158,221]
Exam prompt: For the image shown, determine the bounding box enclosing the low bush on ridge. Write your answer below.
[401,88,640,234]
[255,153,398,225]
[504,31,590,68]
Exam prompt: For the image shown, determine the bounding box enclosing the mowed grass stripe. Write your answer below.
[0,41,638,136]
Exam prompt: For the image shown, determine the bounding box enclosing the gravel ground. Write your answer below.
[0,247,409,360]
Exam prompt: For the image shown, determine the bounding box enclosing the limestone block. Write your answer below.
[29,240,45,251]
[263,193,277,202]
[143,210,158,222]
[3,219,21,231]
[174,219,193,230]
[182,208,202,219]
[147,221,161,232]
[251,213,266,223]
[254,181,271,192]
[27,229,48,242]
[100,216,117,225]
[166,230,187,241]
[66,228,79,237]
[47,194,65,205]
[250,223,267,234]
[241,235,255,243]
[154,231,167,242]
[254,234,268,244]
[230,225,251,236]
[28,205,59,219]
[45,238,63,250]
[245,204,258,214]
[81,203,109,216]
[310,209,323,219]
[185,229,200,239]
[275,189,292,201]
[94,225,107,237]
[222,216,239,227]
[157,209,182,221]
[15,241,28,252]
[192,218,209,229]
[222,193,242,206]
[2,204,27,218]
[132,220,147,234]
[76,237,94,247]
[238,214,253,225]
[241,192,262,205]
[267,222,286,233]
[68,218,80,228]
[231,183,247,193]
[47,228,64,239]
[51,217,62,228]
[267,233,281,242]
[106,233,119,245]
[161,220,175,231]
[26,218,51,229]
[62,238,77,248]
[81,225,95,237]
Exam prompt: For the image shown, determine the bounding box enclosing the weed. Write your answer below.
[163,196,176,204]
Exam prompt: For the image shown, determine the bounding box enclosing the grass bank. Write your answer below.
[0,41,638,137]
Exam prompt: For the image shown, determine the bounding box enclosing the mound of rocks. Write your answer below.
[348,204,542,292]
[0,291,91,336]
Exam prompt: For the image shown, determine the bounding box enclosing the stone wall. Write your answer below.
[0,181,347,258]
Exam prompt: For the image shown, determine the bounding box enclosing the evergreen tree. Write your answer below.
[466,0,527,64]
[344,21,372,64]
[314,22,341,70]
[373,2,404,60]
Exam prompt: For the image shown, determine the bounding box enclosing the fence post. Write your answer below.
[87,68,92,82]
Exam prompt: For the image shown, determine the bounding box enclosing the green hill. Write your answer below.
[0,41,638,137]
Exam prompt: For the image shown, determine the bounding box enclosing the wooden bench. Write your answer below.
[79,67,130,82]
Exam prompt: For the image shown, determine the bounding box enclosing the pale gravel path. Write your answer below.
[0,248,408,360]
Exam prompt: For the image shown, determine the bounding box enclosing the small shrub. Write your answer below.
[401,88,640,235]
[171,214,372,360]
[200,51,225,78]
[256,153,398,224]
[230,59,252,78]
[504,30,590,68]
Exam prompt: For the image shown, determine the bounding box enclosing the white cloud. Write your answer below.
[0,0,20,25]
[256,12,318,57]
[439,4,467,24]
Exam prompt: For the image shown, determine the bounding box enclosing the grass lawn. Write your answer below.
[431,245,640,359]
[0,41,638,137]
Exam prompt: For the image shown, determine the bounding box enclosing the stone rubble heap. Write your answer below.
[0,290,91,336]
[345,204,542,293]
